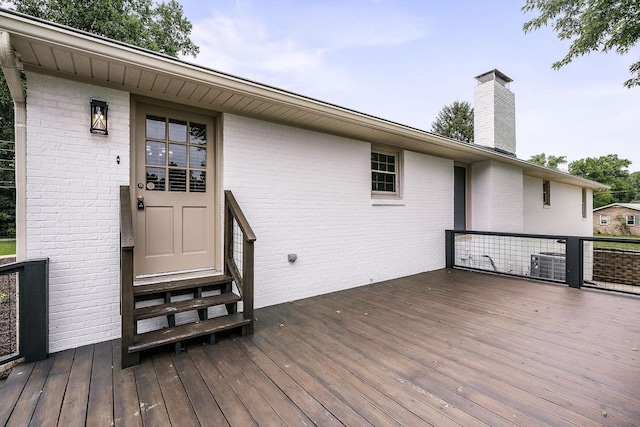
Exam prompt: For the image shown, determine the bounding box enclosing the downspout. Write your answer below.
[0,31,26,261]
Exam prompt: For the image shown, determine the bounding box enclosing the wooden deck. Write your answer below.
[1,269,639,426]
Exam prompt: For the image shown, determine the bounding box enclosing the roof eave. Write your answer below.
[0,9,609,191]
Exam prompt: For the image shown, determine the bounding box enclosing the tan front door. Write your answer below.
[134,104,216,276]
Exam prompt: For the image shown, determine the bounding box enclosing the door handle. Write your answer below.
[137,196,144,210]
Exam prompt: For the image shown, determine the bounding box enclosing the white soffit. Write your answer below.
[0,9,608,190]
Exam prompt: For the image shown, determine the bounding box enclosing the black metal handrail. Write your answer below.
[446,230,640,294]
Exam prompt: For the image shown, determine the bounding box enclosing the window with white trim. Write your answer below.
[581,189,587,219]
[371,147,401,197]
[599,215,610,225]
[626,214,639,226]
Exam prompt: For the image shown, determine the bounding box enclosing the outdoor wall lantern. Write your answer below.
[90,98,108,135]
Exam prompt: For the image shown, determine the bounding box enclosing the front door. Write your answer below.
[134,104,216,277]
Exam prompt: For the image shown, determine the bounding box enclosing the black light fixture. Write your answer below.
[90,98,108,135]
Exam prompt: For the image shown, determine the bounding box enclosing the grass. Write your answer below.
[0,240,15,256]
[592,234,640,250]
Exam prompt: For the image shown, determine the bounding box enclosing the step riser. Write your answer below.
[127,274,250,357]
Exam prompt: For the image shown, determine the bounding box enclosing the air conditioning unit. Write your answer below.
[530,252,566,282]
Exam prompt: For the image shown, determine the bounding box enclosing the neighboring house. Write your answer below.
[0,10,607,354]
[593,203,640,236]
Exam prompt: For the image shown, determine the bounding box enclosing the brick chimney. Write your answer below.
[474,69,516,155]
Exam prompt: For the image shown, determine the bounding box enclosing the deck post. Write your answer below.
[19,258,49,362]
[445,230,455,269]
[565,236,582,289]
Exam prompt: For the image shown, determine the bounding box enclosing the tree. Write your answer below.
[522,0,640,88]
[528,153,567,170]
[430,101,474,143]
[568,154,634,208]
[14,0,199,57]
[0,0,199,237]
[630,171,640,202]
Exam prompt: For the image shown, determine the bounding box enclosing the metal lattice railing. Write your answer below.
[446,230,640,295]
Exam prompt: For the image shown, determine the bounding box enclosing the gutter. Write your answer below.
[0,10,609,192]
[0,30,26,260]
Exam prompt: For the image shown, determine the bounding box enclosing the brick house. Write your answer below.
[593,203,640,236]
[0,10,607,354]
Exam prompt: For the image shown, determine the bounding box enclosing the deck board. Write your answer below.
[0,362,35,425]
[85,341,113,427]
[170,350,229,426]
[1,269,639,426]
[58,345,93,427]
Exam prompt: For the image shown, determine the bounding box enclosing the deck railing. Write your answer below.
[224,190,256,333]
[0,258,48,365]
[445,230,640,295]
[119,186,135,368]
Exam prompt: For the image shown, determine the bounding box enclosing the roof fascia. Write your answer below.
[0,9,609,191]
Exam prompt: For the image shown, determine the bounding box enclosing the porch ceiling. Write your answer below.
[0,9,607,190]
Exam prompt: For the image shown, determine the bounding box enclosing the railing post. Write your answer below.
[242,239,254,335]
[566,237,582,289]
[445,230,455,269]
[119,186,138,368]
[224,194,232,277]
[19,258,49,363]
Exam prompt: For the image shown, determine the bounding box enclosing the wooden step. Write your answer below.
[133,274,233,297]
[129,313,251,353]
[133,292,241,321]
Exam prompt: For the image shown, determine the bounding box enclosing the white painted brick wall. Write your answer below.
[222,114,453,308]
[523,176,592,236]
[470,160,523,233]
[474,80,516,154]
[25,73,130,353]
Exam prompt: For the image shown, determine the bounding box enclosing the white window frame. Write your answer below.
[599,214,610,225]
[371,146,402,199]
[626,214,639,226]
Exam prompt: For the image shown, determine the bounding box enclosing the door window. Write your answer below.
[145,116,207,192]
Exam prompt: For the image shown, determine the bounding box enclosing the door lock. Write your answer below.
[137,196,144,210]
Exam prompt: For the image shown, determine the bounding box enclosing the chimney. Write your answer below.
[473,69,516,155]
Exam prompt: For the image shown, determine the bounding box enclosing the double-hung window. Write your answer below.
[599,215,610,225]
[626,214,639,226]
[371,147,401,197]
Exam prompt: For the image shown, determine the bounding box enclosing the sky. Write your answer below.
[172,0,639,172]
[3,0,637,171]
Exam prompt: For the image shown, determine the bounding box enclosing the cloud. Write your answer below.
[183,1,427,96]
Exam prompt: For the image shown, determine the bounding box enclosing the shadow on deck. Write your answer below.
[1,269,639,426]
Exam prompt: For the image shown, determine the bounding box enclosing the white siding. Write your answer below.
[523,176,592,236]
[222,114,453,308]
[24,73,130,352]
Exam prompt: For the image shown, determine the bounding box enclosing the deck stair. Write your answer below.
[120,188,256,368]
[129,274,250,355]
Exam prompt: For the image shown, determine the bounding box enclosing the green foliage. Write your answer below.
[0,292,8,303]
[528,153,567,170]
[630,171,640,202]
[568,154,635,208]
[613,214,631,236]
[0,0,199,238]
[14,0,199,58]
[430,101,474,143]
[522,0,640,88]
